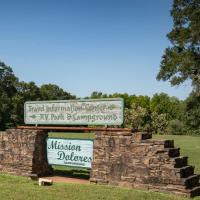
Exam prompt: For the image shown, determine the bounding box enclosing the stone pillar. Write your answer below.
[0,129,52,176]
[90,131,200,198]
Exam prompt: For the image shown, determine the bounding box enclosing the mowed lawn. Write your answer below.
[0,132,199,200]
[0,173,200,200]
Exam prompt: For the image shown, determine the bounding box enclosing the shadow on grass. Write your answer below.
[52,168,90,180]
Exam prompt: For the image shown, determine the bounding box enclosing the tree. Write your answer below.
[184,92,200,131]
[151,112,169,134]
[130,95,151,110]
[11,81,42,125]
[167,119,185,135]
[157,0,200,133]
[150,93,182,119]
[0,61,18,97]
[90,91,108,99]
[0,61,18,129]
[40,84,76,100]
[109,93,136,108]
[150,93,185,134]
[124,103,151,130]
[157,0,200,95]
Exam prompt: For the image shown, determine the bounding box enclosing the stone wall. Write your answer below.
[0,129,52,177]
[0,128,199,197]
[90,131,200,198]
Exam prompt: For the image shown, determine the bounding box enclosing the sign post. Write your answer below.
[24,98,124,168]
[24,98,124,126]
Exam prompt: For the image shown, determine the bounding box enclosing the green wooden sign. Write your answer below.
[47,138,93,168]
[24,98,124,125]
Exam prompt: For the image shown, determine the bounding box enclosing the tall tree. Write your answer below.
[0,61,18,97]
[0,61,18,129]
[11,81,42,125]
[124,103,151,130]
[185,92,200,130]
[40,84,75,100]
[157,0,200,95]
[150,93,184,134]
[150,93,182,119]
[90,91,108,99]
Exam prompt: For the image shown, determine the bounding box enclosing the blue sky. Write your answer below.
[0,0,192,99]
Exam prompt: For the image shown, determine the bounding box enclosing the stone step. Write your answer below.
[167,148,180,157]
[160,165,194,179]
[183,174,200,189]
[163,140,174,148]
[156,148,180,158]
[189,185,200,197]
[173,156,188,168]
[178,166,194,178]
[164,184,200,198]
[133,132,152,142]
[155,148,180,158]
[143,139,174,148]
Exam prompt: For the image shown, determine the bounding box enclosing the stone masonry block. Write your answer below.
[90,131,200,198]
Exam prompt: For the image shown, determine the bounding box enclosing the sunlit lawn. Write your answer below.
[1,173,200,200]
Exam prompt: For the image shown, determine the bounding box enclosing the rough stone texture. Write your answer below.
[90,131,200,198]
[0,129,52,177]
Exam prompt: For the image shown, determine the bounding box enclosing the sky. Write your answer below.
[0,0,192,100]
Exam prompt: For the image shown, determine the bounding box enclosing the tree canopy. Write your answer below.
[40,84,76,100]
[156,0,200,133]
[157,0,200,95]
[0,62,18,129]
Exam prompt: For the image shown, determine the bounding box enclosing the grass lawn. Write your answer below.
[0,173,200,200]
[0,132,199,199]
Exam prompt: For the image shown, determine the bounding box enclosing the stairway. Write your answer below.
[143,137,200,197]
[90,131,200,198]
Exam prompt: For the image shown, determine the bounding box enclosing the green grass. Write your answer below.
[52,166,90,179]
[0,173,199,200]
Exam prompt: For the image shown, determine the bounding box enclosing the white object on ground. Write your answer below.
[38,178,53,186]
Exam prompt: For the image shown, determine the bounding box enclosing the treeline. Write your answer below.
[89,91,200,135]
[0,61,199,135]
